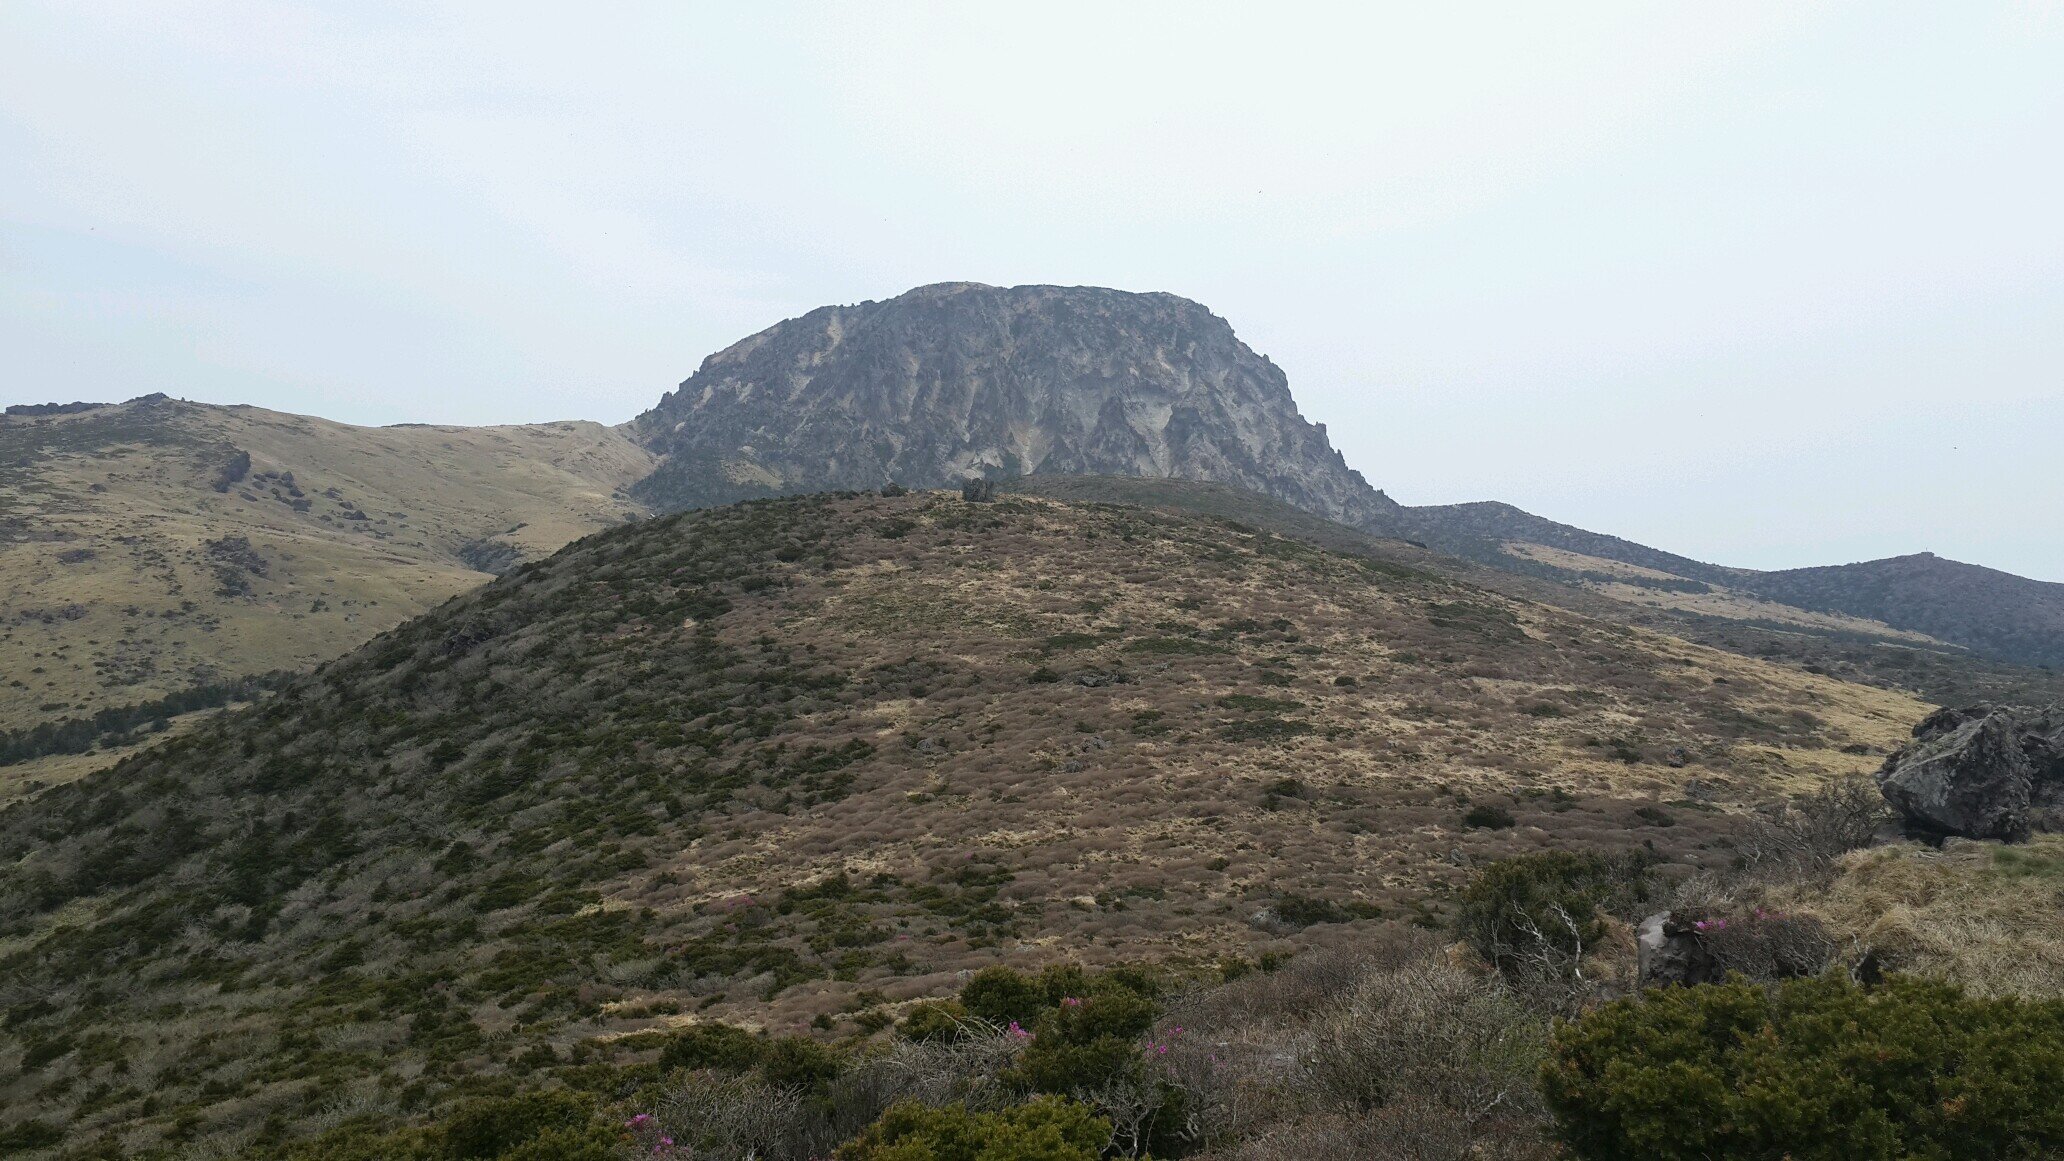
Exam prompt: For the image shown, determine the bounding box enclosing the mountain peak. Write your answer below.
[630,283,1398,528]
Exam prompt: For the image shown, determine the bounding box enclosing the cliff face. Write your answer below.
[630,282,1400,528]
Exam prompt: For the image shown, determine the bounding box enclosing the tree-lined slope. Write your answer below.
[0,490,1925,1154]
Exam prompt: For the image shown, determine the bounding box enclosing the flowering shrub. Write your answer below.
[1013,989,1157,1094]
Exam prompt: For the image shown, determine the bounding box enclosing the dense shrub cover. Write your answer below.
[1542,975,2064,1160]
[835,1097,1108,1161]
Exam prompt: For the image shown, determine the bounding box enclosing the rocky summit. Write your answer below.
[630,282,1401,529]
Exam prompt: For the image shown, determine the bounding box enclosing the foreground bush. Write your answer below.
[1452,850,1651,983]
[276,1091,621,1160]
[835,1097,1109,1161]
[1542,975,2064,1160]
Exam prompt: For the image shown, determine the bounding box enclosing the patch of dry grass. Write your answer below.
[1763,836,2064,999]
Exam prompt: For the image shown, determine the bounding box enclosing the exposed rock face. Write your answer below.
[630,282,1401,529]
[1876,704,2064,840]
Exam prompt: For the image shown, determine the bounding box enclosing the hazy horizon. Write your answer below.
[4,4,2059,580]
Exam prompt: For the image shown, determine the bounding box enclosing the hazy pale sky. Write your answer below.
[4,3,2060,580]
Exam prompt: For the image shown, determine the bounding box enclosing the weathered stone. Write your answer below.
[960,477,995,503]
[1876,704,2064,841]
[628,282,1401,528]
[1636,911,1723,988]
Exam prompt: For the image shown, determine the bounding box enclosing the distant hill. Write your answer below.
[0,394,653,736]
[1396,499,2064,672]
[1399,500,1740,587]
[629,281,1400,529]
[1743,553,2064,670]
[1005,476,2064,709]
[0,489,1926,1152]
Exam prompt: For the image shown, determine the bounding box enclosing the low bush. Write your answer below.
[1543,975,2064,1160]
[1452,850,1652,977]
[901,999,976,1043]
[1462,804,1516,830]
[835,1096,1108,1161]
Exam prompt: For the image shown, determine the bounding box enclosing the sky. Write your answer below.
[3,3,2060,581]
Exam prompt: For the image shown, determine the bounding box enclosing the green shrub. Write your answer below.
[835,1097,1108,1161]
[0,1121,63,1153]
[1015,989,1157,1094]
[657,1021,763,1072]
[760,1034,842,1091]
[436,1091,617,1159]
[1462,804,1516,830]
[1454,850,1651,973]
[900,999,974,1043]
[959,966,1049,1028]
[1543,975,2064,1160]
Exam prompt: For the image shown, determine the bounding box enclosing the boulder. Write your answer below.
[960,477,996,503]
[1636,911,1723,988]
[1876,704,2064,841]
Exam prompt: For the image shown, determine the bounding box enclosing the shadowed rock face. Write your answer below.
[1877,704,2064,840]
[630,282,1401,528]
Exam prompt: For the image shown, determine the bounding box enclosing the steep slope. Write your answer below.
[1739,554,2064,671]
[0,489,1925,1153]
[629,282,1399,529]
[0,395,653,734]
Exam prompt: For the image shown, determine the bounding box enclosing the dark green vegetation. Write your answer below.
[1453,850,1654,974]
[0,671,290,767]
[1544,976,2064,1160]
[837,1098,1109,1161]
[266,962,1152,1161]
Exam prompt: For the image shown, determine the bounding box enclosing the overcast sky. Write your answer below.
[4,3,2060,580]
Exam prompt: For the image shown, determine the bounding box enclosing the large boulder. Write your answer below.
[1876,704,2064,841]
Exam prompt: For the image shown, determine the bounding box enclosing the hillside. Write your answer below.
[0,395,653,735]
[1004,476,2064,710]
[1401,499,1738,587]
[622,280,2060,673]
[629,282,1399,528]
[0,489,1928,1154]
[1744,553,2064,671]
[1399,498,2064,672]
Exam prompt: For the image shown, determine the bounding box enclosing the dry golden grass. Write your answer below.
[612,494,1929,1022]
[1,397,652,730]
[1498,541,1945,643]
[1763,836,2064,999]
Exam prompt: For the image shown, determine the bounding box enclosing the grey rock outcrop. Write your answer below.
[1876,704,2064,840]
[1636,912,1722,988]
[629,283,1402,529]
